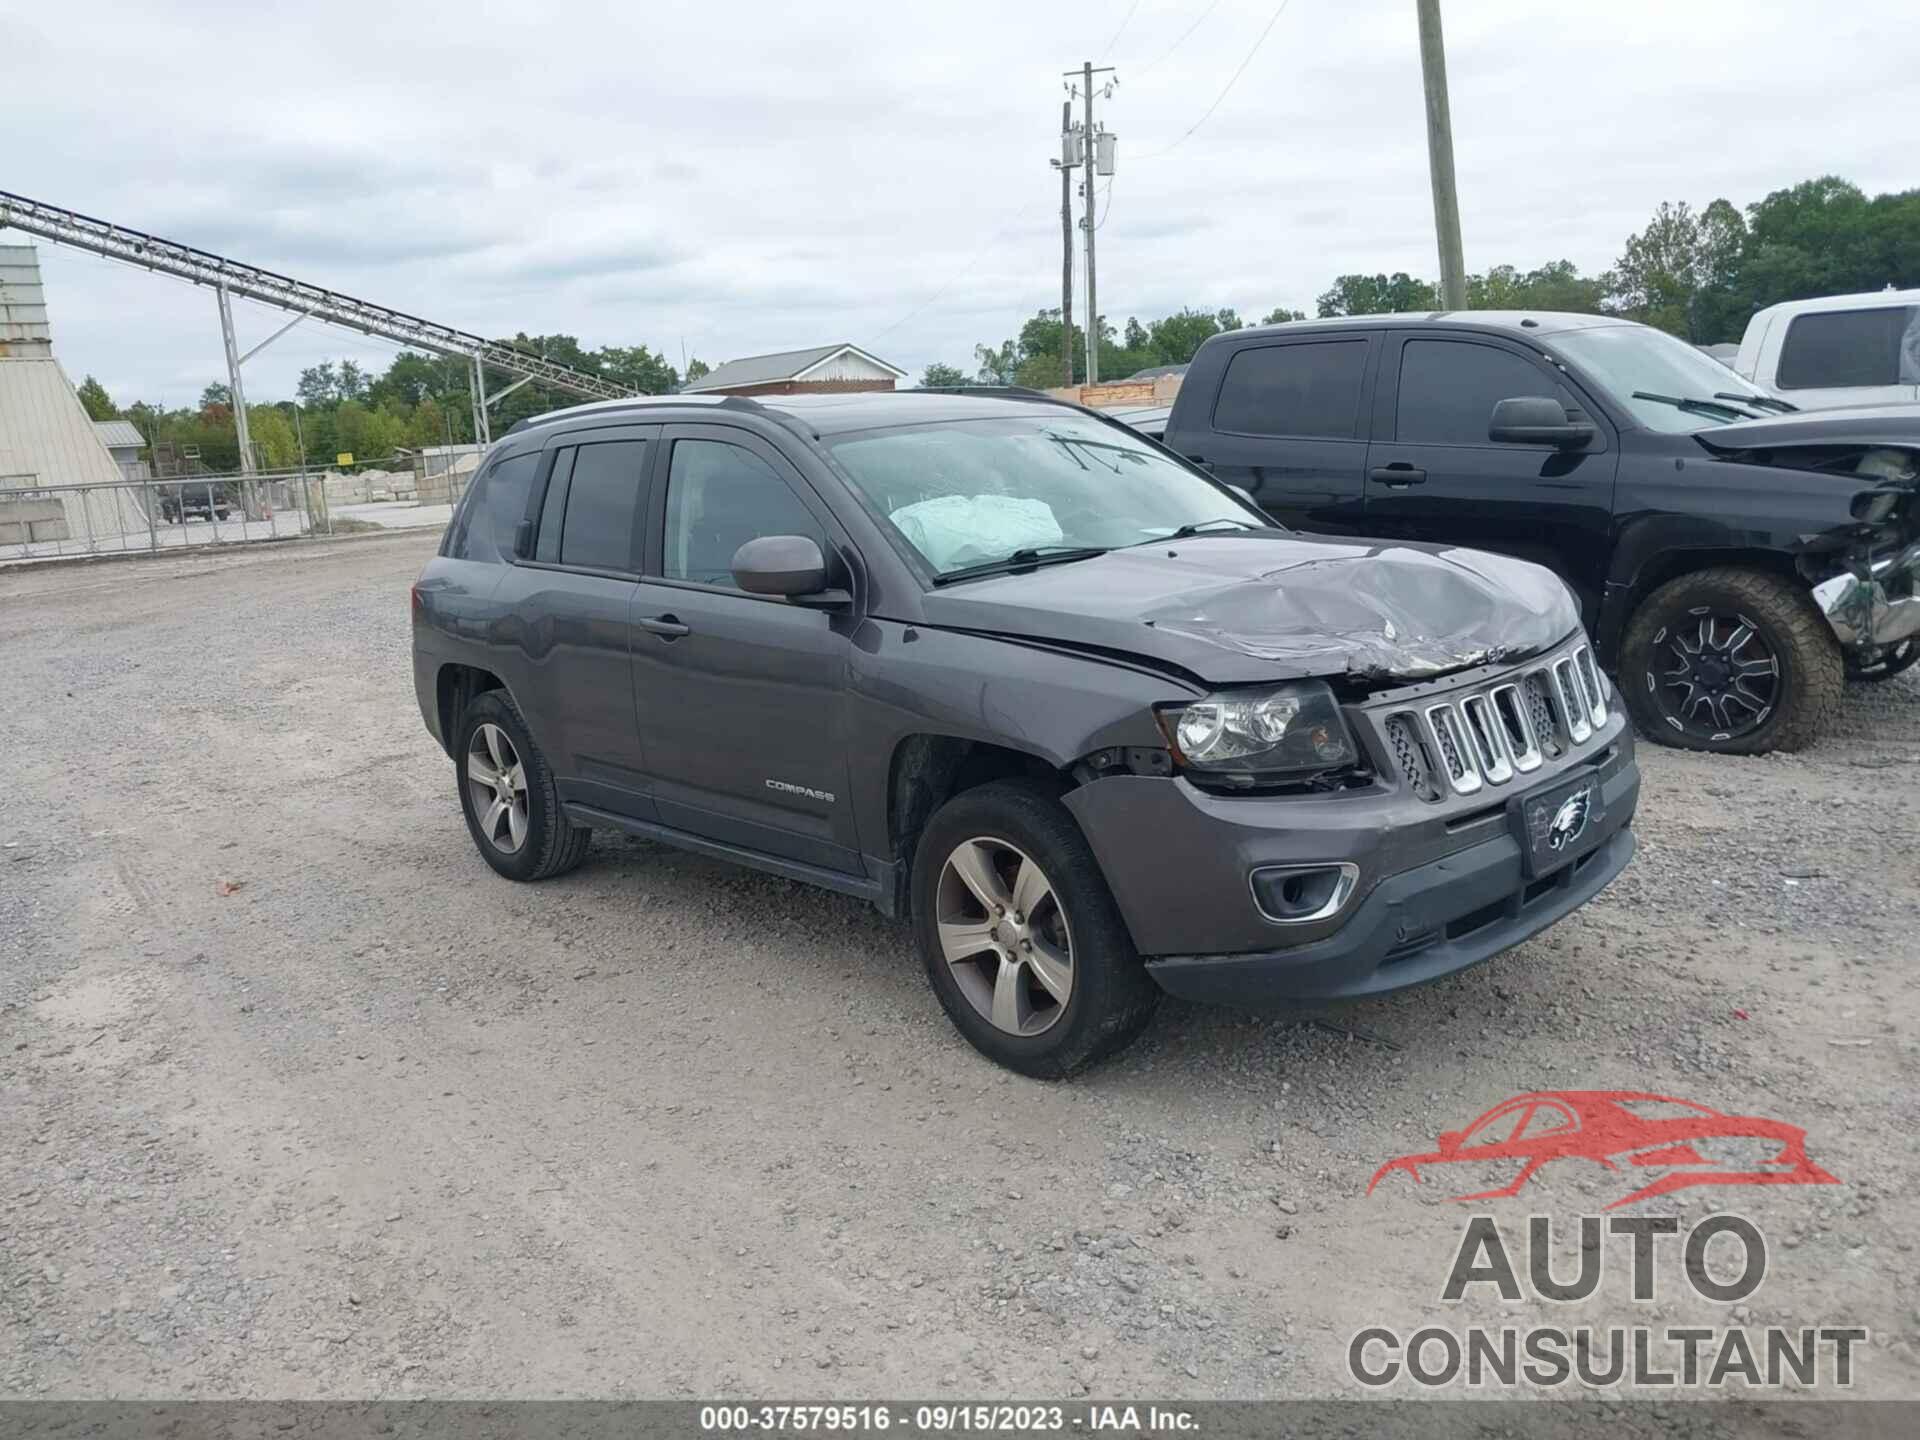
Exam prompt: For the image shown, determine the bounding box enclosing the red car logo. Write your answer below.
[1367,1090,1839,1210]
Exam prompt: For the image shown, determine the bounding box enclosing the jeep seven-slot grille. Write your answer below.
[1383,715,1440,802]
[1379,643,1609,801]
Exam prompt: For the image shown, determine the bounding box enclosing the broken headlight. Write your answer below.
[1156,681,1358,778]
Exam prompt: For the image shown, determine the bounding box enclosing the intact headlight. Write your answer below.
[1156,681,1359,777]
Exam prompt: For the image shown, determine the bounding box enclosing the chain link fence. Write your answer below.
[0,464,468,564]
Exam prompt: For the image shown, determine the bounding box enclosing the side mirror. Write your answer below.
[731,535,848,608]
[1489,396,1596,449]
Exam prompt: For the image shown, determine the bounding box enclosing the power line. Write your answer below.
[1101,0,1143,57]
[1135,0,1226,76]
[1133,0,1298,160]
[868,197,1054,343]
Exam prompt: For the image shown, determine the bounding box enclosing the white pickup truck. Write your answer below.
[1735,288,1920,409]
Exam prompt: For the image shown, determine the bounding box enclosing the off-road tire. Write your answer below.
[454,690,593,881]
[1620,567,1843,755]
[911,780,1159,1079]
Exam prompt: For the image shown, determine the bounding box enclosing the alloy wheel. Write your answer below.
[935,837,1074,1037]
[1647,609,1781,741]
[466,722,530,854]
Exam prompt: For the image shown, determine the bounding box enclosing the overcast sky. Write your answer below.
[5,0,1916,408]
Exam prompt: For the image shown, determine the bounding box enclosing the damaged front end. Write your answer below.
[1813,539,1920,650]
[1801,447,1920,655]
[1696,428,1920,656]
[1138,542,1583,684]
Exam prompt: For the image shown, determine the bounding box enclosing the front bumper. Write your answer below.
[1813,539,1920,650]
[1148,818,1634,1005]
[1062,652,1639,1006]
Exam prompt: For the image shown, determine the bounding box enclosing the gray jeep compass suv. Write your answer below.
[412,389,1639,1076]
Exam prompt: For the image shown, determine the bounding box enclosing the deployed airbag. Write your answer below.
[890,494,1063,573]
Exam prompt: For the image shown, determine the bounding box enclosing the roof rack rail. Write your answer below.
[914,385,1058,401]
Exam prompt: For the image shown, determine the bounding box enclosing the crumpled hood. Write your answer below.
[1695,404,1920,456]
[917,535,1581,685]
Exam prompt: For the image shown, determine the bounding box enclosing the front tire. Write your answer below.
[454,690,592,881]
[1619,567,1842,754]
[911,780,1158,1079]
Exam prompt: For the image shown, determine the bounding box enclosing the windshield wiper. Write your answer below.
[1161,518,1263,541]
[1714,390,1797,414]
[1631,390,1760,421]
[931,545,1109,586]
[1044,432,1123,474]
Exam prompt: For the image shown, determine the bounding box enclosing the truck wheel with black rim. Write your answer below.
[454,690,593,881]
[1619,568,1843,755]
[911,780,1159,1079]
[1847,639,1920,684]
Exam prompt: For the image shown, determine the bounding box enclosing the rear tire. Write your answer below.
[911,780,1158,1078]
[1619,567,1842,754]
[454,690,592,881]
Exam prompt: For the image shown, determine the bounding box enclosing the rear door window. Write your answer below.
[1211,339,1369,438]
[556,440,648,572]
[1777,306,1919,389]
[1394,339,1568,445]
[446,450,537,562]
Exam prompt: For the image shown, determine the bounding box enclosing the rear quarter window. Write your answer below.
[1211,339,1368,439]
[446,450,538,563]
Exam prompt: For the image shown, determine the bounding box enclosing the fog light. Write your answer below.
[1250,862,1360,924]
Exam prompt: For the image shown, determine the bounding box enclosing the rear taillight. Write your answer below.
[410,582,423,620]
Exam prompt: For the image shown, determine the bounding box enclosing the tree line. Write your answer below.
[75,173,1918,468]
[933,174,1920,388]
[76,336,703,474]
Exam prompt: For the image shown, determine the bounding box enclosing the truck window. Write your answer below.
[446,450,538,563]
[1211,340,1368,439]
[1776,306,1919,389]
[1395,340,1565,445]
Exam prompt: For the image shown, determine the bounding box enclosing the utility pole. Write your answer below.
[1055,100,1076,385]
[1416,0,1468,310]
[1064,61,1116,385]
[1082,61,1100,384]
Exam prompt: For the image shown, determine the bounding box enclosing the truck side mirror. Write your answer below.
[1489,396,1596,449]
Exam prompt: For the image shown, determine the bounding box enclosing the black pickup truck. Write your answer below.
[1155,312,1920,753]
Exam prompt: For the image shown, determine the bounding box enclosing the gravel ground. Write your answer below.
[2,533,1917,1402]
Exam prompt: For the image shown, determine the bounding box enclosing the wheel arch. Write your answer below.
[885,734,1070,919]
[1600,543,1807,661]
[434,662,512,758]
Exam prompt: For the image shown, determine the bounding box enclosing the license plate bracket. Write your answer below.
[1510,770,1607,880]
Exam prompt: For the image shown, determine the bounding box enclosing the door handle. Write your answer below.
[637,613,690,639]
[1369,465,1428,488]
